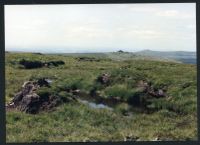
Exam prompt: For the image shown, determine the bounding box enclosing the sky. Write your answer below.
[5,3,196,53]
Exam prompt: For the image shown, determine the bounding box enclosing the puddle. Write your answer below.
[46,79,53,83]
[78,99,113,110]
[75,92,135,115]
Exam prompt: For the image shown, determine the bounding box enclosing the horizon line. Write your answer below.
[5,49,196,54]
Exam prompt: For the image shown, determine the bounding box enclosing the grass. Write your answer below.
[6,103,197,142]
[5,52,197,142]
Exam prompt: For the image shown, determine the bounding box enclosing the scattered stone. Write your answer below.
[152,137,160,141]
[72,89,80,95]
[118,50,124,53]
[5,102,16,111]
[182,82,191,89]
[136,80,168,98]
[19,93,40,114]
[37,78,50,87]
[6,78,62,114]
[97,73,111,85]
[33,52,43,55]
[12,92,24,106]
[19,59,65,69]
[19,59,43,69]
[147,89,167,98]
[76,57,100,62]
[137,80,149,92]
[124,135,139,141]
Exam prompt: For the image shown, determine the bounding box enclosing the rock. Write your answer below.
[19,93,40,114]
[40,95,61,110]
[77,57,100,62]
[37,78,50,87]
[19,59,43,69]
[137,80,168,98]
[182,82,191,89]
[46,60,65,67]
[19,59,65,69]
[152,137,160,141]
[157,89,166,97]
[124,135,139,141]
[44,63,48,67]
[22,81,32,88]
[33,52,43,55]
[148,89,167,98]
[97,73,110,85]
[137,80,149,92]
[56,60,65,65]
[6,102,15,108]
[118,50,124,53]
[8,78,62,114]
[12,92,23,105]
[22,83,36,95]
[72,89,80,95]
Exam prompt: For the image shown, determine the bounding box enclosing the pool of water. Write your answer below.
[78,99,113,110]
[46,79,53,83]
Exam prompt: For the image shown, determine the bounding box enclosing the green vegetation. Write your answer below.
[6,52,197,142]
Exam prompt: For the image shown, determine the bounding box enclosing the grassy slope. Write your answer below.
[6,52,197,142]
[135,50,196,64]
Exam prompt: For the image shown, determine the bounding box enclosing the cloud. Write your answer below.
[156,10,195,19]
[127,4,195,20]
[128,6,158,13]
[5,4,196,52]
[126,29,164,39]
[157,10,179,17]
[186,24,196,29]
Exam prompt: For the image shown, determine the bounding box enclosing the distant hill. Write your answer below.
[7,49,196,64]
[105,51,181,63]
[134,50,196,64]
[58,53,107,59]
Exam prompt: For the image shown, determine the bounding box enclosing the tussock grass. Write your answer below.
[6,52,197,142]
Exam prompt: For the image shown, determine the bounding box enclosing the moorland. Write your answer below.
[5,50,197,142]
